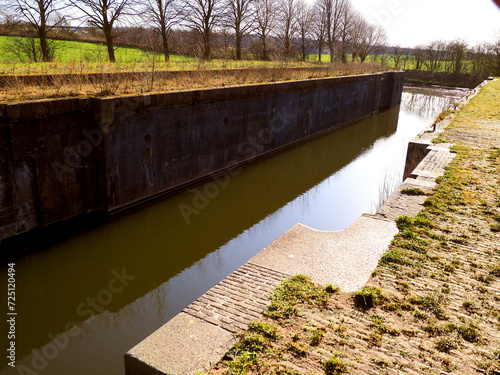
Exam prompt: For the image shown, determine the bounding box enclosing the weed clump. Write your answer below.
[287,341,308,357]
[380,249,414,266]
[353,286,382,310]
[401,187,426,196]
[239,332,267,352]
[323,355,349,374]
[458,324,481,342]
[265,275,329,319]
[368,332,383,347]
[311,327,326,346]
[410,292,447,319]
[324,284,340,294]
[248,321,279,340]
[490,264,500,277]
[462,300,476,313]
[435,337,458,353]
[490,223,500,232]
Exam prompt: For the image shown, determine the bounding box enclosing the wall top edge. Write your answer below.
[1,71,403,122]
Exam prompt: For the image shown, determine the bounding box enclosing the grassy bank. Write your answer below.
[0,62,389,102]
[208,80,500,374]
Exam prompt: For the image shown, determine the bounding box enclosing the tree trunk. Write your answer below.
[341,45,347,63]
[38,3,50,62]
[235,32,242,60]
[340,35,347,63]
[104,26,116,63]
[318,41,323,62]
[261,34,269,60]
[39,29,50,62]
[328,42,334,64]
[202,30,211,60]
[301,37,306,61]
[161,25,170,62]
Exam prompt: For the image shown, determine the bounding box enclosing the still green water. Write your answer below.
[0,86,468,375]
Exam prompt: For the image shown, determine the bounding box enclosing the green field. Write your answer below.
[0,36,154,63]
[1,36,331,75]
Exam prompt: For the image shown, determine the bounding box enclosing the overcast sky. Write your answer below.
[348,0,500,47]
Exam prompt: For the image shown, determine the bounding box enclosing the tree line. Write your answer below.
[1,0,386,63]
[390,39,500,77]
[1,0,499,77]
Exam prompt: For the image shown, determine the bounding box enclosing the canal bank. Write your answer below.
[211,79,500,373]
[125,81,496,375]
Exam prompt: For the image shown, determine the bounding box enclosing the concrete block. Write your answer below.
[125,313,236,375]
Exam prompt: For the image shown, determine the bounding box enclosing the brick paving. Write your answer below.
[183,263,290,333]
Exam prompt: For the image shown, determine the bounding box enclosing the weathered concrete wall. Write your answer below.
[0,71,404,245]
[0,98,104,243]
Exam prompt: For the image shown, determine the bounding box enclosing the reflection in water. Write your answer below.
[0,86,467,375]
[402,85,469,118]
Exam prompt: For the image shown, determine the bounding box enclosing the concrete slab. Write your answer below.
[249,216,398,293]
[403,177,437,189]
[125,312,236,375]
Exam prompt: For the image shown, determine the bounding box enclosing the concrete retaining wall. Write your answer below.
[0,71,404,246]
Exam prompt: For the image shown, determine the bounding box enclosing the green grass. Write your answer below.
[409,292,447,319]
[248,321,279,340]
[0,36,329,75]
[401,187,426,196]
[264,274,330,319]
[352,286,382,310]
[323,355,349,374]
[0,36,480,76]
[458,324,481,342]
[0,36,167,64]
[435,336,458,353]
[310,327,326,346]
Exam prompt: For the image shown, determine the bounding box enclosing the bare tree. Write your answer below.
[374,44,388,65]
[181,0,223,59]
[445,39,468,74]
[348,10,363,61]
[353,20,385,63]
[11,0,65,61]
[312,0,326,62]
[318,0,347,63]
[413,45,424,70]
[401,52,411,69]
[68,0,133,62]
[423,40,447,72]
[392,45,403,69]
[224,0,254,59]
[337,0,352,63]
[276,0,298,59]
[295,0,313,61]
[254,0,276,60]
[144,0,182,61]
[488,33,500,75]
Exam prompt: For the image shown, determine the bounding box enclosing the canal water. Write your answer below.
[0,85,468,375]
